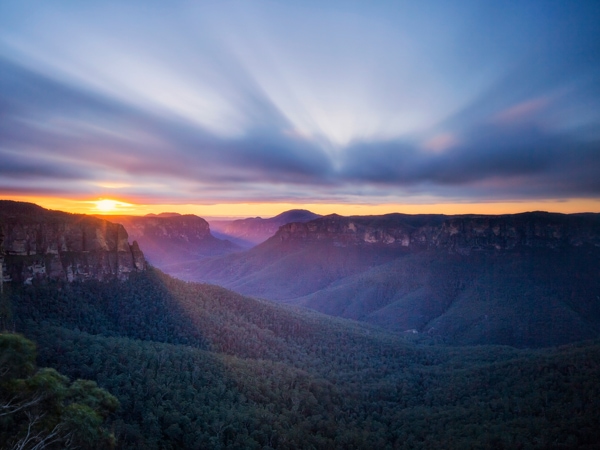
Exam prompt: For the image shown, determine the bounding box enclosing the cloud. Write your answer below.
[339,119,600,200]
[2,52,600,205]
[0,56,335,200]
[493,98,550,124]
[421,134,459,154]
[1,1,599,207]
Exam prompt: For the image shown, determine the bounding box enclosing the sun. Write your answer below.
[94,199,129,214]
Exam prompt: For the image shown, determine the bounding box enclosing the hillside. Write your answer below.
[292,248,600,347]
[210,209,321,248]
[4,268,600,449]
[186,212,600,347]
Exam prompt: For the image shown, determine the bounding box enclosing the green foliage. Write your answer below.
[0,332,36,381]
[0,333,119,449]
[296,248,600,347]
[7,270,600,448]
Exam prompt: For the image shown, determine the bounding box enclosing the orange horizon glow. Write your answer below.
[3,195,600,219]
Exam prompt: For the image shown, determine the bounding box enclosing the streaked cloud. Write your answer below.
[0,0,599,210]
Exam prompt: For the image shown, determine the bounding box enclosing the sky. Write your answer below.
[1,0,600,217]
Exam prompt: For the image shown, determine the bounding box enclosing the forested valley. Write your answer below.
[2,268,599,449]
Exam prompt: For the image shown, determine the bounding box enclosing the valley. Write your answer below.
[182,212,600,347]
[101,213,241,269]
[6,269,600,449]
[1,200,600,449]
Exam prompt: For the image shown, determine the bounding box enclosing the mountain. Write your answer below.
[293,248,600,347]
[186,212,600,347]
[2,202,599,448]
[0,200,145,284]
[210,209,321,248]
[106,214,241,270]
[4,201,599,448]
[145,212,182,218]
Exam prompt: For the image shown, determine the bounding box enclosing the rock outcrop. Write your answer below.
[0,201,145,284]
[106,214,240,268]
[276,212,600,253]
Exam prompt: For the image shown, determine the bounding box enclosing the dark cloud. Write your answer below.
[339,121,600,200]
[0,57,134,119]
[0,150,89,180]
[0,57,334,189]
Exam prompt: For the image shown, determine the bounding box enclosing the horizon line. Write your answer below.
[2,196,600,220]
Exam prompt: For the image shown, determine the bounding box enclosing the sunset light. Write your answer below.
[5,197,600,219]
[93,199,133,214]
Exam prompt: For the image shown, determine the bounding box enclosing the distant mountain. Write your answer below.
[106,214,241,270]
[210,209,321,248]
[186,212,600,347]
[0,200,146,283]
[145,212,181,218]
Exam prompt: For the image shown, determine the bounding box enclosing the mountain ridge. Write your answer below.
[3,201,600,347]
[185,211,600,347]
[275,211,600,251]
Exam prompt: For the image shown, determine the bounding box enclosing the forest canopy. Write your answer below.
[0,333,118,449]
[2,270,599,448]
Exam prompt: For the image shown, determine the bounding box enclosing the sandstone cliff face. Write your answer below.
[106,214,239,268]
[275,212,600,253]
[0,201,146,284]
[111,214,212,243]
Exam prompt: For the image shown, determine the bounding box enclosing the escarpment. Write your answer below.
[275,212,600,253]
[106,214,240,267]
[0,200,145,284]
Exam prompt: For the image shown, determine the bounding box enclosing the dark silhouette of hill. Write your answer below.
[210,209,321,248]
[145,212,182,218]
[186,212,600,347]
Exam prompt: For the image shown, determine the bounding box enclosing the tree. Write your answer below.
[0,333,119,449]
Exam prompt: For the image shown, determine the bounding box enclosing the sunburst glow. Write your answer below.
[94,199,131,214]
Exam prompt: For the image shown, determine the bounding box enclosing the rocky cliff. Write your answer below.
[186,210,600,347]
[107,214,240,269]
[276,212,600,253]
[0,201,145,284]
